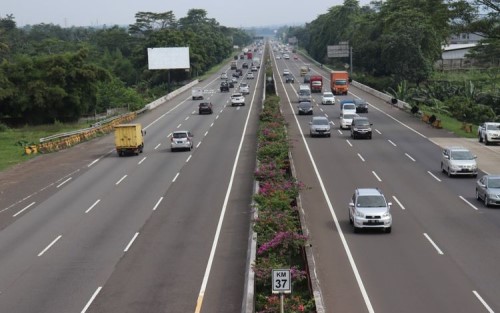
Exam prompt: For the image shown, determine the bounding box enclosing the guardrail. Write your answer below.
[24,79,200,155]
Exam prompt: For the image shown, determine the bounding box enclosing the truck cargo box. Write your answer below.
[114,124,145,156]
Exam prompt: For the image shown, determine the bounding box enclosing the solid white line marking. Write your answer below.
[388,140,397,146]
[56,177,72,188]
[405,153,416,162]
[320,108,324,112]
[155,143,161,150]
[172,173,179,182]
[392,196,406,210]
[85,199,101,214]
[177,124,182,128]
[346,139,353,147]
[152,197,163,211]
[204,131,209,137]
[168,132,172,138]
[423,233,444,255]
[216,115,220,119]
[185,116,189,121]
[13,202,36,217]
[427,171,442,182]
[196,142,201,148]
[372,171,382,182]
[81,287,102,313]
[124,232,139,252]
[138,157,147,165]
[324,113,329,118]
[192,110,196,114]
[330,121,336,126]
[195,65,261,313]
[210,122,214,127]
[87,159,99,167]
[38,235,62,256]
[357,153,365,162]
[116,175,127,185]
[281,75,375,313]
[337,129,343,135]
[375,129,381,134]
[473,290,494,313]
[459,196,479,211]
[186,155,192,163]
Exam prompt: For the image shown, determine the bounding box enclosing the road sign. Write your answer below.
[272,269,291,294]
[327,44,349,58]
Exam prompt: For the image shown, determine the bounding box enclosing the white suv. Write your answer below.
[239,82,250,95]
[478,122,500,145]
[170,130,193,152]
[441,147,478,177]
[349,188,392,233]
[231,93,245,106]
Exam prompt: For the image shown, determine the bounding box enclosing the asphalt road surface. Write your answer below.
[0,52,263,313]
[272,47,500,313]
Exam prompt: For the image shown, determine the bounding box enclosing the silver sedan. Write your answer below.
[476,175,500,206]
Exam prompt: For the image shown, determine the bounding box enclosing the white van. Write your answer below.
[298,84,312,103]
[191,88,203,100]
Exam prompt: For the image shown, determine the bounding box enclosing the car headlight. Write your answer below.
[355,211,365,218]
[487,192,500,199]
[382,212,391,218]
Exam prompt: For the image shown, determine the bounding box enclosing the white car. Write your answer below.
[276,55,281,59]
[321,92,335,105]
[246,72,255,79]
[441,146,478,177]
[251,66,258,71]
[478,122,500,145]
[283,69,290,76]
[220,73,228,79]
[283,54,290,59]
[170,130,193,152]
[239,82,250,95]
[341,103,357,115]
[231,92,245,106]
[349,188,392,233]
[339,113,358,129]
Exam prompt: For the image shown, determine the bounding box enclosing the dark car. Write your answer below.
[285,74,295,83]
[242,62,249,69]
[351,116,372,139]
[225,80,234,88]
[220,81,229,92]
[199,102,213,114]
[297,101,313,115]
[354,99,368,113]
[303,74,311,83]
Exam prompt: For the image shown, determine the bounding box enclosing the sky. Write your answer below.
[2,0,372,29]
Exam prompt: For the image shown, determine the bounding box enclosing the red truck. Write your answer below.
[309,75,323,93]
[330,71,349,95]
[247,52,253,60]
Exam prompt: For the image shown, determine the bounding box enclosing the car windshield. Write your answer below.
[336,80,347,85]
[488,178,500,188]
[343,104,356,110]
[486,124,500,130]
[313,119,329,125]
[323,93,333,97]
[355,119,370,126]
[299,102,311,108]
[343,114,357,119]
[357,195,386,207]
[450,150,474,160]
[173,132,187,139]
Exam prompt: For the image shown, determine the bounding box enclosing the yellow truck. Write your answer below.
[114,123,145,156]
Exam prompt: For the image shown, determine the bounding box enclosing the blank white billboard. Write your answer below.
[147,47,190,70]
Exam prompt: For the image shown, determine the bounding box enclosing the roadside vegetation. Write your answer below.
[280,0,500,129]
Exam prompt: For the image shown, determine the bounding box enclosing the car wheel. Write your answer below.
[485,137,490,145]
[447,167,452,177]
[349,211,353,225]
[328,133,331,138]
[441,162,445,173]
[368,134,372,139]
[310,132,314,138]
[385,227,392,234]
[353,225,360,233]
[485,195,489,207]
[476,189,481,201]
[171,148,175,152]
[479,134,483,143]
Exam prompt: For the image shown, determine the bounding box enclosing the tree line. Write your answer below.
[0,9,253,125]
[281,0,499,123]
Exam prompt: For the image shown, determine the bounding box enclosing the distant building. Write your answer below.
[448,33,484,44]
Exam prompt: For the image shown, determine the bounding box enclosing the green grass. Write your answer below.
[420,108,478,138]
[0,122,90,172]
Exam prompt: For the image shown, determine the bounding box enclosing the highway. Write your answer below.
[0,50,264,312]
[272,46,500,313]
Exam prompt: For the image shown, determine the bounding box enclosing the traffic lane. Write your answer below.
[199,101,260,313]
[297,122,490,312]
[283,92,493,312]
[86,86,257,313]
